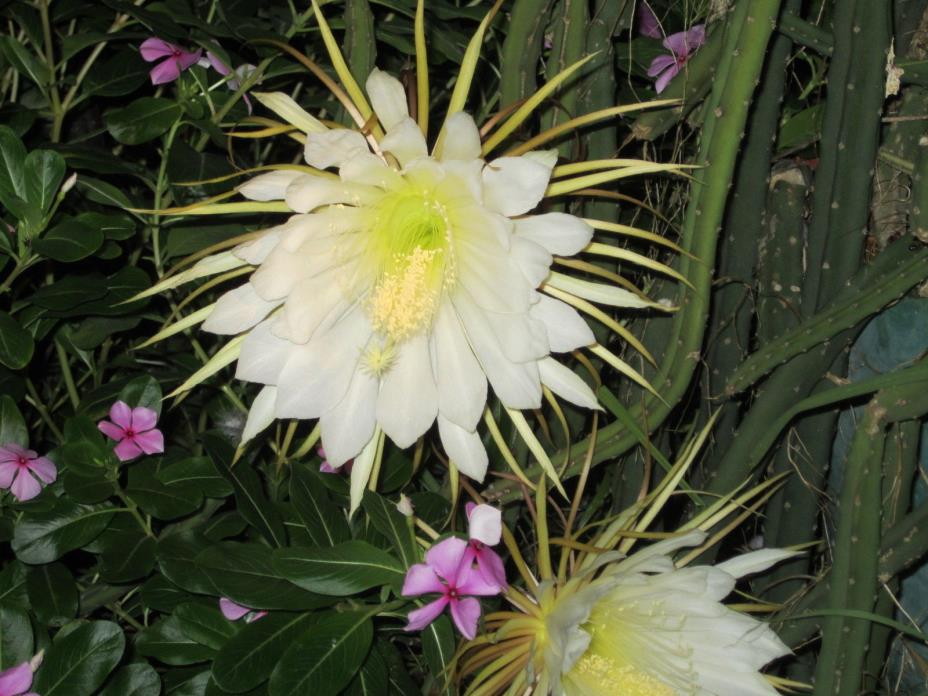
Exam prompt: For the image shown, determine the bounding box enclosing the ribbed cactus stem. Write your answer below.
[498,0,554,107]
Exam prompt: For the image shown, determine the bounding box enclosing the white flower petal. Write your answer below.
[522,149,558,169]
[284,176,381,214]
[202,283,281,335]
[320,367,378,465]
[241,386,278,443]
[234,229,282,265]
[467,504,501,545]
[716,548,802,580]
[239,170,303,201]
[431,301,487,430]
[439,160,484,205]
[482,155,554,217]
[340,152,404,189]
[377,334,438,448]
[304,128,369,170]
[235,320,294,385]
[439,112,481,162]
[437,415,488,481]
[366,68,409,131]
[456,223,531,314]
[283,271,352,343]
[250,241,312,300]
[514,213,594,256]
[453,291,542,409]
[530,294,595,352]
[481,310,548,363]
[510,236,553,288]
[380,117,428,167]
[538,357,601,410]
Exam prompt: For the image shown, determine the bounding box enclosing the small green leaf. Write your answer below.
[268,611,373,696]
[211,613,315,694]
[98,528,157,582]
[273,541,404,596]
[0,604,33,669]
[422,616,455,696]
[118,376,163,416]
[33,620,126,696]
[158,457,233,498]
[137,616,217,666]
[362,490,418,568]
[26,562,78,625]
[75,212,135,240]
[84,48,148,97]
[0,560,29,609]
[290,463,350,547]
[157,532,217,595]
[31,275,107,312]
[76,176,134,209]
[127,465,203,521]
[0,313,33,370]
[174,602,239,651]
[0,396,27,447]
[141,575,189,613]
[105,97,182,145]
[24,149,66,216]
[0,125,32,221]
[344,644,387,696]
[33,217,104,262]
[12,501,115,564]
[98,663,162,696]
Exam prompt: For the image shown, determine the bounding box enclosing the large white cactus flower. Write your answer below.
[203,68,599,482]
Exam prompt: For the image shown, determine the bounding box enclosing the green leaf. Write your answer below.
[268,611,373,696]
[211,613,314,694]
[194,543,330,611]
[31,274,107,312]
[0,604,33,669]
[376,639,418,695]
[0,396,27,447]
[202,511,247,541]
[273,541,404,596]
[75,212,135,240]
[141,575,189,613]
[165,669,211,695]
[33,217,104,262]
[69,316,142,351]
[26,562,78,625]
[362,490,418,568]
[12,501,115,564]
[105,97,182,145]
[344,644,387,696]
[174,602,239,651]
[0,312,33,370]
[98,663,162,696]
[157,532,217,595]
[127,465,203,520]
[117,376,163,416]
[422,616,455,696]
[33,620,125,696]
[24,149,65,216]
[0,125,31,218]
[204,433,287,547]
[84,48,148,97]
[158,457,233,498]
[98,528,156,582]
[137,616,217,666]
[290,463,350,547]
[76,176,134,209]
[0,560,29,609]
[0,36,50,91]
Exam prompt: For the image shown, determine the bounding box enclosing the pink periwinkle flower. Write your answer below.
[637,2,663,39]
[318,446,352,475]
[200,50,257,113]
[0,444,56,502]
[402,537,503,640]
[97,401,164,462]
[0,656,40,696]
[140,37,203,85]
[463,503,508,590]
[219,597,267,623]
[646,24,706,94]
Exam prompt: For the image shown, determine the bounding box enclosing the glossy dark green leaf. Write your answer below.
[376,639,418,695]
[194,543,328,611]
[83,48,149,97]
[12,501,115,564]
[98,662,162,696]
[141,575,189,613]
[0,36,51,90]
[137,615,217,666]
[422,616,455,696]
[24,149,65,215]
[33,218,103,262]
[0,125,33,223]
[211,613,314,694]
[75,212,135,240]
[164,668,211,696]
[204,433,286,547]
[202,511,247,541]
[344,643,388,696]
[273,541,404,596]
[26,562,78,625]
[0,604,33,669]
[289,463,350,547]
[53,266,149,318]
[174,602,239,651]
[0,312,33,370]
[0,396,27,447]
[164,224,248,261]
[61,467,117,504]
[158,457,233,498]
[0,561,29,609]
[268,611,373,696]
[105,97,182,145]
[76,176,134,209]
[98,528,157,583]
[33,620,125,696]
[157,532,217,595]
[127,465,202,521]
[31,275,107,312]
[362,490,418,568]
[69,316,142,351]
[117,375,163,416]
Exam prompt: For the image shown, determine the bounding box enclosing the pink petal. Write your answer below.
[456,562,503,597]
[317,447,326,458]
[0,461,18,488]
[150,60,181,85]
[97,421,126,441]
[450,597,481,640]
[109,401,133,430]
[10,470,41,502]
[464,502,476,518]
[637,3,663,39]
[402,564,445,597]
[25,456,56,484]
[654,65,679,94]
[130,406,159,432]
[0,444,29,462]
[139,37,178,62]
[404,597,449,632]
[663,25,704,59]
[176,49,203,72]
[475,547,508,590]
[133,429,165,456]
[467,505,501,546]
[0,662,32,694]
[424,537,469,583]
[646,54,675,78]
[114,438,144,462]
[319,462,338,474]
[245,610,268,623]
[206,51,231,77]
[220,598,251,621]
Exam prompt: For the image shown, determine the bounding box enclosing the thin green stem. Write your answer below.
[38,0,63,141]
[54,340,80,409]
[24,379,64,441]
[114,492,155,539]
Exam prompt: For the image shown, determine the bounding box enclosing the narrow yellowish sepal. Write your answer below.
[167,334,246,398]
